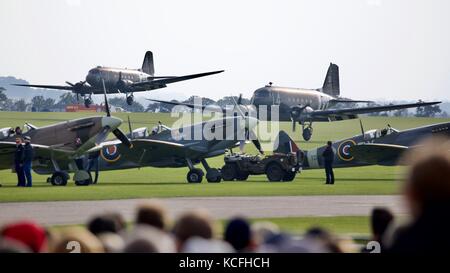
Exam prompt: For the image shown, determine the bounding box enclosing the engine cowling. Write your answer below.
[290,105,314,121]
[116,79,133,92]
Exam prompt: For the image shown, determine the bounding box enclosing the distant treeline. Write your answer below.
[0,86,446,117]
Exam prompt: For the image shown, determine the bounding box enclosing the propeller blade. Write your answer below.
[252,139,264,154]
[102,79,111,117]
[113,128,132,148]
[128,116,133,139]
[231,95,245,118]
[94,156,99,184]
[95,126,110,145]
[248,129,264,154]
[66,81,74,86]
[291,119,296,132]
[239,140,245,153]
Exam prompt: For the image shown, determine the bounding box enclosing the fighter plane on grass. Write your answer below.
[0,83,131,186]
[274,120,450,170]
[13,51,224,107]
[148,63,440,141]
[87,98,263,183]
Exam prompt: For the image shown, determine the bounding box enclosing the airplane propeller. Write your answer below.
[231,96,263,154]
[290,105,313,132]
[102,79,133,148]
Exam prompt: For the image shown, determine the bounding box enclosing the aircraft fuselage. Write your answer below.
[85,67,150,94]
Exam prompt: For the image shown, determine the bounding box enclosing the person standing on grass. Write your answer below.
[23,136,34,187]
[322,141,335,185]
[14,137,26,187]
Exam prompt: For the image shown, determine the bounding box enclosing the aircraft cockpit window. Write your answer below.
[0,127,15,140]
[89,69,100,74]
[132,128,148,139]
[254,89,270,98]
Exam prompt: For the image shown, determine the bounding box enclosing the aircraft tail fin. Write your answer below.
[274,130,300,154]
[322,63,340,97]
[142,51,155,75]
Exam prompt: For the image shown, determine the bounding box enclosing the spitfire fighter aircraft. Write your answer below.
[0,83,131,186]
[88,100,263,184]
[274,121,450,170]
[148,63,440,141]
[13,51,224,107]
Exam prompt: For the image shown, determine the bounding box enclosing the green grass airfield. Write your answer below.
[0,112,448,203]
[0,112,447,236]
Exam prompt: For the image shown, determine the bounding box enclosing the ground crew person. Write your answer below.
[23,136,34,187]
[14,137,25,187]
[322,141,335,184]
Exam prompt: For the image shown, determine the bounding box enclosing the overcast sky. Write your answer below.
[0,0,449,102]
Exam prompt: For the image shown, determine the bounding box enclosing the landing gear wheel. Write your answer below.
[266,163,286,182]
[75,173,93,186]
[187,168,204,183]
[84,98,92,108]
[126,95,134,106]
[221,164,237,181]
[282,171,296,182]
[50,172,69,186]
[206,168,222,183]
[302,127,312,141]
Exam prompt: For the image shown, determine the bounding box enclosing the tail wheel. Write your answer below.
[282,171,296,182]
[266,163,286,182]
[50,172,69,186]
[187,168,204,183]
[221,164,237,181]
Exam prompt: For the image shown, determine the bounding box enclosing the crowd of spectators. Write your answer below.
[1,137,449,253]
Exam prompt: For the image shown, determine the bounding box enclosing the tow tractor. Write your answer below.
[220,151,302,182]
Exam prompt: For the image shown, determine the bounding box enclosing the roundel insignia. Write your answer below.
[337,140,356,161]
[100,144,121,163]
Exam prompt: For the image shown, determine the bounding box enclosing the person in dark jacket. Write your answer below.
[22,136,34,187]
[322,141,334,184]
[14,137,26,187]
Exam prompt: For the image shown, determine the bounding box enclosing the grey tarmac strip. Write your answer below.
[0,195,406,226]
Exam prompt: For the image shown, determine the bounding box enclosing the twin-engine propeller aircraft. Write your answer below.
[148,63,440,141]
[0,82,131,185]
[13,51,224,107]
[274,120,450,170]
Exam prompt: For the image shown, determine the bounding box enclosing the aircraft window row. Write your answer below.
[288,97,312,105]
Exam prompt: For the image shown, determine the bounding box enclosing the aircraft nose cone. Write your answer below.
[102,116,122,130]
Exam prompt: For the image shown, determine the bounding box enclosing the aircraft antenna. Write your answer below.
[359,119,365,135]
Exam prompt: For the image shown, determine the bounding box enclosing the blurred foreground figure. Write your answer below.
[173,209,216,252]
[368,208,394,252]
[387,137,450,253]
[1,221,47,253]
[50,227,104,253]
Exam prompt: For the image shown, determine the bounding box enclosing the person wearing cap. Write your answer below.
[23,136,34,187]
[14,137,26,187]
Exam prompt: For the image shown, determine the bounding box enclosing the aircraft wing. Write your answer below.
[146,98,226,113]
[310,101,441,120]
[349,143,408,165]
[0,142,76,169]
[12,84,75,91]
[131,139,209,158]
[131,70,224,90]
